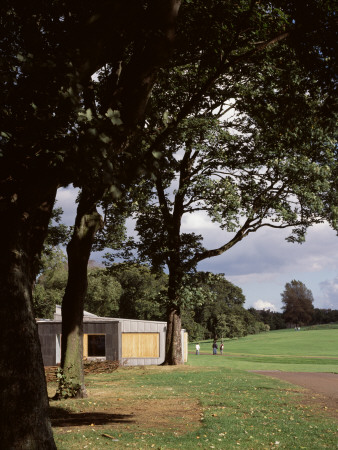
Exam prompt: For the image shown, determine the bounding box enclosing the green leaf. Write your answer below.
[105,108,123,126]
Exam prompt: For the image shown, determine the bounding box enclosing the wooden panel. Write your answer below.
[122,333,159,358]
[83,334,88,359]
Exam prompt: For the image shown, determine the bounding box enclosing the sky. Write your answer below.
[56,186,338,313]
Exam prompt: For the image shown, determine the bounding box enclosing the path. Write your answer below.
[253,371,338,418]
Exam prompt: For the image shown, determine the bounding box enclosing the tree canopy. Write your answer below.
[281,280,315,326]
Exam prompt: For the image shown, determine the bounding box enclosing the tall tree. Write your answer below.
[57,0,182,395]
[281,280,315,326]
[56,0,337,374]
[1,0,182,445]
[130,1,337,362]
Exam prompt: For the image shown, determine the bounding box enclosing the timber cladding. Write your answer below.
[122,332,160,358]
[37,311,188,366]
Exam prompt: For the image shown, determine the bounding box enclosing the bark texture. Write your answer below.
[164,305,183,365]
[60,192,103,398]
[0,179,57,448]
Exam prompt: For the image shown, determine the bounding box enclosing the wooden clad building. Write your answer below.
[37,306,188,366]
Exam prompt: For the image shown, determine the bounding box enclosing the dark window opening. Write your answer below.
[88,334,106,357]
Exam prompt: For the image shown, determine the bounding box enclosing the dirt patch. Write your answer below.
[50,397,201,435]
[253,371,338,419]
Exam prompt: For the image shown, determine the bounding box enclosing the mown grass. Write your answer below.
[192,326,338,358]
[52,326,338,449]
[188,326,338,373]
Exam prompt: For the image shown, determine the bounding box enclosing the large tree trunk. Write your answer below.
[164,304,183,365]
[0,180,57,448]
[59,192,103,398]
[164,267,183,365]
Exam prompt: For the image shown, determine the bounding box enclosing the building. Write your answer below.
[37,306,188,366]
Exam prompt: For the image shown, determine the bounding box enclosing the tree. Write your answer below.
[185,273,267,339]
[121,0,337,363]
[58,190,136,397]
[56,0,337,376]
[1,0,182,445]
[132,58,337,363]
[249,308,287,330]
[33,208,70,319]
[281,280,315,326]
[192,274,245,338]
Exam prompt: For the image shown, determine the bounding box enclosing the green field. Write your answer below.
[188,327,338,373]
[52,326,338,449]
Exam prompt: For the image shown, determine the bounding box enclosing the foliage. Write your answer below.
[181,273,267,340]
[55,367,81,400]
[108,263,168,321]
[281,280,315,326]
[84,268,122,318]
[249,308,287,330]
[33,247,68,319]
[310,308,338,325]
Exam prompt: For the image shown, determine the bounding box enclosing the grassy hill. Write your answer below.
[188,325,338,372]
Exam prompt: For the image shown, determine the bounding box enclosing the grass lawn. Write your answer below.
[189,327,338,372]
[51,326,338,449]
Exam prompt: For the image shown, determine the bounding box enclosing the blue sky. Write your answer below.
[57,187,338,313]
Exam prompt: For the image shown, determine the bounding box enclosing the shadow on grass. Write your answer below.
[50,405,135,428]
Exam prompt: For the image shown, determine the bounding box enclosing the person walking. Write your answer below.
[212,340,218,355]
[195,343,200,355]
[220,342,224,355]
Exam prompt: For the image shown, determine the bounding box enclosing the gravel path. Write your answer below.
[253,371,338,418]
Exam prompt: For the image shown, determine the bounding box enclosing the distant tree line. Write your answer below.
[250,280,338,330]
[34,250,338,340]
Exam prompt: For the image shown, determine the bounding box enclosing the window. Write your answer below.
[83,334,106,358]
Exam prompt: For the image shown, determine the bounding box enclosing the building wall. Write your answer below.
[38,322,62,366]
[119,319,167,366]
[37,318,187,367]
[37,321,120,366]
[84,321,120,361]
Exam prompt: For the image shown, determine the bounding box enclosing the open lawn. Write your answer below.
[189,327,338,373]
[51,327,338,449]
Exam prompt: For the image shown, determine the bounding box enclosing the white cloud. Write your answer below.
[182,211,219,232]
[55,186,80,226]
[253,300,277,312]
